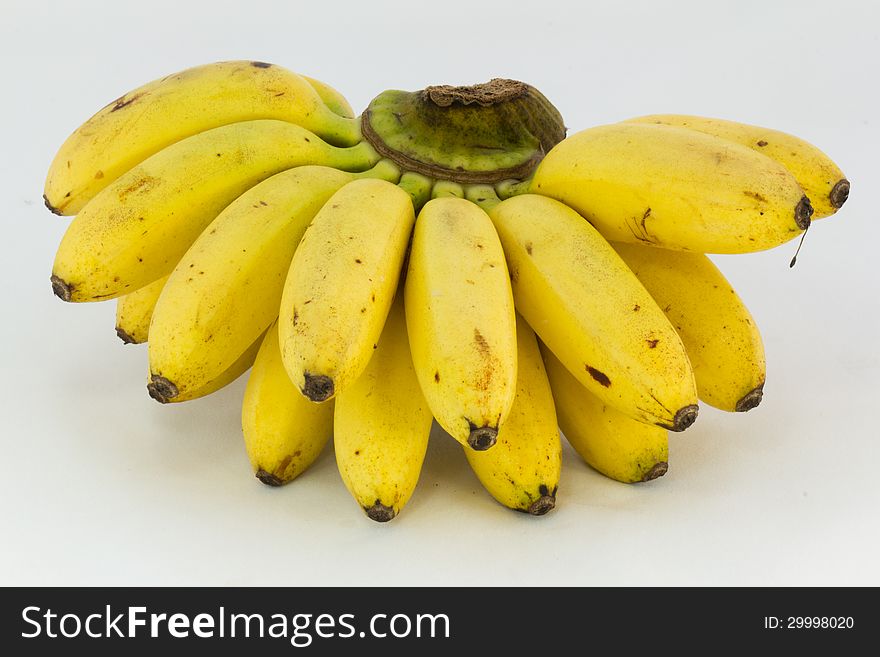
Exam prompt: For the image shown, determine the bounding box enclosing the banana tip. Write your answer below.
[671,405,699,432]
[115,327,137,344]
[830,179,850,209]
[642,461,668,482]
[527,494,556,516]
[256,469,284,487]
[795,195,813,230]
[735,385,764,412]
[147,375,178,403]
[50,274,72,302]
[365,502,396,523]
[43,193,63,216]
[302,373,334,402]
[467,425,498,451]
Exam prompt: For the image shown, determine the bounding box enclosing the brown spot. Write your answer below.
[274,92,285,97]
[276,454,293,475]
[118,175,161,200]
[292,308,298,325]
[434,371,440,383]
[94,170,104,180]
[525,241,533,255]
[585,365,611,387]
[251,61,272,68]
[110,92,145,112]
[260,200,268,206]
[354,450,360,456]
[756,140,768,147]
[473,328,490,357]
[743,190,768,203]
[646,339,659,348]
[360,307,366,314]
[633,304,640,312]
[370,293,376,302]
[355,258,362,264]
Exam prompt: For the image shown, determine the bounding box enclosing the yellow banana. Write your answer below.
[625,114,848,219]
[541,345,669,483]
[302,76,355,119]
[279,178,414,402]
[611,242,765,413]
[405,197,517,450]
[146,165,369,403]
[51,120,378,303]
[151,332,262,404]
[464,316,561,515]
[242,322,333,486]
[45,60,360,215]
[334,293,433,522]
[488,194,698,431]
[115,275,168,344]
[531,122,812,254]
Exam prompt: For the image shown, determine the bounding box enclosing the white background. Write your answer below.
[1,0,877,586]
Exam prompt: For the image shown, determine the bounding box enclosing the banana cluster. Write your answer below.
[45,61,849,521]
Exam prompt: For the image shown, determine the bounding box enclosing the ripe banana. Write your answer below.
[487,194,698,431]
[541,345,669,483]
[302,76,355,119]
[279,178,414,402]
[624,114,848,219]
[405,197,517,450]
[146,165,374,403]
[45,60,361,215]
[611,242,765,413]
[242,322,333,486]
[115,275,168,344]
[464,316,561,514]
[531,122,812,254]
[51,120,378,303]
[334,293,433,522]
[152,332,262,404]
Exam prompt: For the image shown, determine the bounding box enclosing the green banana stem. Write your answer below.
[355,159,402,184]
[465,184,501,212]
[397,172,433,212]
[334,139,382,172]
[431,180,465,199]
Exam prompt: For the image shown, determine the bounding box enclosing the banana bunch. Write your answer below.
[46,61,849,521]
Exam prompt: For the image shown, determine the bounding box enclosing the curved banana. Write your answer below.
[531,122,812,254]
[115,275,168,344]
[45,60,360,215]
[242,322,333,486]
[465,316,561,514]
[302,76,355,119]
[625,114,848,219]
[405,197,517,450]
[488,194,698,431]
[279,178,414,402]
[51,120,378,303]
[541,345,669,483]
[334,293,433,522]
[151,332,262,404]
[146,166,358,403]
[611,242,765,412]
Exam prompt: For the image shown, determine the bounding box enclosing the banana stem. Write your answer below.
[397,172,433,212]
[431,180,464,199]
[356,159,402,184]
[495,177,533,199]
[323,114,363,148]
[464,184,501,212]
[335,140,381,172]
